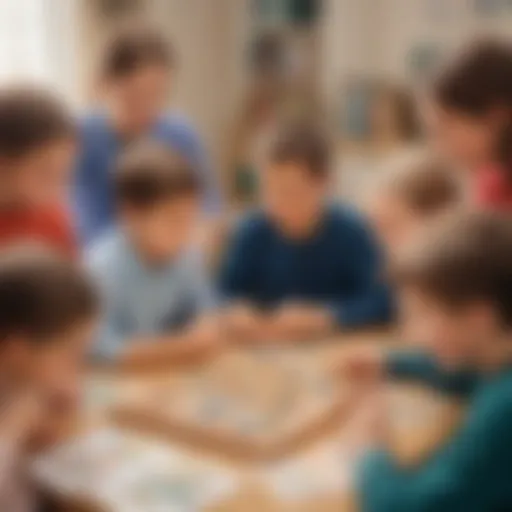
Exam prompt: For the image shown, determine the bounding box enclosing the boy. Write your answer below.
[349,211,512,511]
[220,123,392,342]
[88,141,218,366]
[0,86,76,256]
[368,155,461,260]
[75,22,222,245]
[0,246,98,511]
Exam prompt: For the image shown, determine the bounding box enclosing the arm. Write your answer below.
[357,388,512,512]
[219,217,262,302]
[331,222,394,329]
[171,121,223,215]
[385,350,479,397]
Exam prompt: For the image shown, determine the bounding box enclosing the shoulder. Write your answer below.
[156,112,201,144]
[472,372,512,429]
[326,204,376,242]
[85,231,124,277]
[231,210,272,241]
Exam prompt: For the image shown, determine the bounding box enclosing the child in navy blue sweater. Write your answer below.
[220,123,392,342]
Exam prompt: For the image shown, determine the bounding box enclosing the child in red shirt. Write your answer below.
[0,87,76,256]
[429,39,512,210]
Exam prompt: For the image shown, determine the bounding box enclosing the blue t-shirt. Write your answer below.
[74,111,222,245]
[219,205,393,328]
[86,231,215,360]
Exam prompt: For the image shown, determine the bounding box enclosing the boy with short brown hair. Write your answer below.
[345,211,512,510]
[0,246,98,511]
[0,86,76,256]
[88,141,218,366]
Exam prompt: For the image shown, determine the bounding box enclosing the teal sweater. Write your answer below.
[358,352,512,512]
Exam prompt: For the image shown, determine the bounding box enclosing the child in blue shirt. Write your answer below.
[74,22,222,245]
[87,141,219,366]
[349,211,512,511]
[220,123,392,342]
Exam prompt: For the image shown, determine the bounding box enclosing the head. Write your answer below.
[99,22,175,134]
[262,123,331,237]
[0,86,75,207]
[392,210,512,368]
[0,246,97,406]
[430,39,512,173]
[116,141,200,262]
[370,155,460,257]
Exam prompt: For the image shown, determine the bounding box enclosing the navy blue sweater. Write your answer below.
[220,206,392,328]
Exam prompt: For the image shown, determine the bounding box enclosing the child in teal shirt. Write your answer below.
[346,211,512,511]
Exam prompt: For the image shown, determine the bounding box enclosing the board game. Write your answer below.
[111,347,352,462]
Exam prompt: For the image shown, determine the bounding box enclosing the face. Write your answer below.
[399,286,498,368]
[5,139,75,207]
[106,65,171,133]
[369,193,418,258]
[262,162,327,237]
[124,196,200,262]
[426,102,501,171]
[0,320,95,409]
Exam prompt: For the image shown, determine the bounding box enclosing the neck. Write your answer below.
[278,208,326,241]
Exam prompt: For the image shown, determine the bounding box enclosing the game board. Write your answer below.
[111,346,352,462]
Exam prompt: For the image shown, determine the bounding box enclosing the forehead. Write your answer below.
[264,161,322,184]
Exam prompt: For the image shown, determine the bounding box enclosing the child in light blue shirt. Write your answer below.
[87,140,218,365]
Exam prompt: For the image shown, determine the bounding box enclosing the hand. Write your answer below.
[346,385,390,450]
[223,303,265,342]
[184,315,222,353]
[269,304,335,341]
[336,346,385,387]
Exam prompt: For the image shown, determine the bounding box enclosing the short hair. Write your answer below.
[0,86,74,159]
[384,155,460,216]
[391,210,512,325]
[100,22,175,80]
[115,141,199,209]
[268,122,331,179]
[0,245,98,344]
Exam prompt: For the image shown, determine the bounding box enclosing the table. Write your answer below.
[57,328,463,512]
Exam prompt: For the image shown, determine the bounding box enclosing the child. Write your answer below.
[350,211,512,511]
[369,155,460,260]
[220,123,392,342]
[87,141,218,366]
[431,39,512,210]
[75,21,222,245]
[0,86,76,256]
[0,246,97,511]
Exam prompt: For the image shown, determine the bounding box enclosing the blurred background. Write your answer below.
[6,0,512,205]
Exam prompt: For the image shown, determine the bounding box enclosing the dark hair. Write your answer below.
[116,141,199,209]
[0,86,74,160]
[434,39,512,179]
[269,123,331,178]
[391,210,512,325]
[387,155,460,215]
[100,22,175,80]
[0,245,98,343]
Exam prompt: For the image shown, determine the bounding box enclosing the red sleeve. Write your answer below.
[45,206,78,259]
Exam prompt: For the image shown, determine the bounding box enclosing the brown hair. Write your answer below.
[116,141,199,209]
[0,245,97,343]
[269,122,331,179]
[434,39,512,179]
[100,22,175,80]
[0,86,74,160]
[392,210,512,325]
[385,156,460,215]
